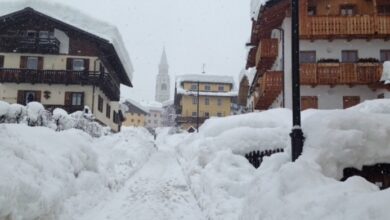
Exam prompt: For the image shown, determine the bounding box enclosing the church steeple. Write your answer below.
[155,48,171,103]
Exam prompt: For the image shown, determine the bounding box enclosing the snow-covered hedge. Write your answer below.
[0,101,106,137]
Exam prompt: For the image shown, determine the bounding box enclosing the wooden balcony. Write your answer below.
[300,63,383,86]
[300,16,390,39]
[256,39,278,65]
[255,71,283,110]
[0,35,60,54]
[0,68,120,101]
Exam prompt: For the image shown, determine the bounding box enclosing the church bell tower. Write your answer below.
[155,48,170,102]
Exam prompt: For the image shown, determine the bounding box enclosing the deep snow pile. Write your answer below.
[0,125,155,220]
[174,99,390,220]
[175,109,291,219]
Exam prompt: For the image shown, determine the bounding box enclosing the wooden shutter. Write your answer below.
[66,58,72,70]
[35,91,41,102]
[0,55,4,68]
[37,57,43,70]
[17,90,25,104]
[64,92,72,106]
[20,56,27,68]
[301,96,318,111]
[343,96,360,109]
[84,59,90,71]
[80,92,85,106]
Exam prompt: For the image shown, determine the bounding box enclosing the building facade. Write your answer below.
[0,7,133,131]
[174,74,237,130]
[122,100,148,127]
[140,100,164,129]
[155,48,170,103]
[245,0,390,111]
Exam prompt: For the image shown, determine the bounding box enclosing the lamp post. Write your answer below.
[196,80,200,132]
[290,0,304,161]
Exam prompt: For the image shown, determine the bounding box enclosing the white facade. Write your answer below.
[155,48,170,103]
[274,17,390,110]
[145,109,163,129]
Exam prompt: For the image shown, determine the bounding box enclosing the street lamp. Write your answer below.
[290,0,304,161]
[196,80,200,132]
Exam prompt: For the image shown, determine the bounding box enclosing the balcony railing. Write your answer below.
[255,71,283,110]
[301,16,390,39]
[0,35,60,54]
[0,68,120,100]
[256,38,278,65]
[300,63,383,86]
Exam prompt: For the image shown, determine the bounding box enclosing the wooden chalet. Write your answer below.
[0,7,133,131]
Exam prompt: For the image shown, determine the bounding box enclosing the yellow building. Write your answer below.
[122,100,149,127]
[174,74,237,130]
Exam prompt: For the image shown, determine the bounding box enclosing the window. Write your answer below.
[106,104,111,119]
[205,97,210,105]
[205,112,210,117]
[39,31,49,39]
[154,120,158,124]
[191,84,198,90]
[343,96,360,109]
[0,55,4,68]
[299,51,316,63]
[378,93,385,99]
[378,5,390,15]
[98,95,103,112]
[26,30,36,38]
[72,59,85,71]
[192,112,197,117]
[308,6,316,16]
[204,84,211,91]
[138,113,141,116]
[131,119,134,122]
[301,96,318,111]
[192,96,198,104]
[27,57,38,69]
[17,90,41,105]
[71,93,83,106]
[25,91,36,104]
[340,5,356,16]
[217,112,222,117]
[154,114,157,117]
[217,98,222,106]
[113,111,118,124]
[161,83,167,90]
[148,120,151,123]
[380,50,390,62]
[218,85,224,91]
[138,119,140,123]
[342,50,358,63]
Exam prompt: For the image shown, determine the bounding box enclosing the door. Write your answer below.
[343,96,360,109]
[301,96,318,111]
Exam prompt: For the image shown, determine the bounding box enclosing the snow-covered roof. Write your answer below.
[139,100,163,112]
[122,98,149,114]
[0,0,134,82]
[176,74,235,86]
[250,0,269,20]
[176,88,238,97]
[162,99,174,107]
[381,61,390,84]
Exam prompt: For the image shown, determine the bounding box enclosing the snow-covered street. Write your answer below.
[79,149,205,220]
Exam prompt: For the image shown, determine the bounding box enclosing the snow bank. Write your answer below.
[0,101,10,122]
[0,124,155,220]
[174,99,390,220]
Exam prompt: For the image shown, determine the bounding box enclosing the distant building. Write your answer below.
[162,99,176,127]
[174,74,237,130]
[155,48,170,103]
[122,99,148,127]
[141,100,163,129]
[0,6,133,132]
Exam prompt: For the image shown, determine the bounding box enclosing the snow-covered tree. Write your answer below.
[6,104,27,123]
[0,101,10,123]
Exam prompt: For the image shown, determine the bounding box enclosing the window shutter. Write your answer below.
[17,90,25,104]
[38,57,44,70]
[0,55,4,68]
[84,59,90,71]
[64,92,72,106]
[66,58,72,70]
[35,91,42,102]
[20,56,27,68]
[80,92,85,107]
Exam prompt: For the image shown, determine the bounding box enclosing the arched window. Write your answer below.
[161,83,167,90]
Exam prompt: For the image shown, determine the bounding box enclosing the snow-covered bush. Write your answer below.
[6,103,26,123]
[52,108,74,131]
[71,108,104,138]
[0,100,10,123]
[25,102,49,127]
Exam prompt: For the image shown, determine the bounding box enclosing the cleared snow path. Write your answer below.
[79,146,206,220]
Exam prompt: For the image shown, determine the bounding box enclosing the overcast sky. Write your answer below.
[4,0,251,102]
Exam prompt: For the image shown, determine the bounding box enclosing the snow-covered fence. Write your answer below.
[245,148,284,168]
[342,163,390,190]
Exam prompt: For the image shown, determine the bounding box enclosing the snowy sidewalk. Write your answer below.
[79,149,206,220]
